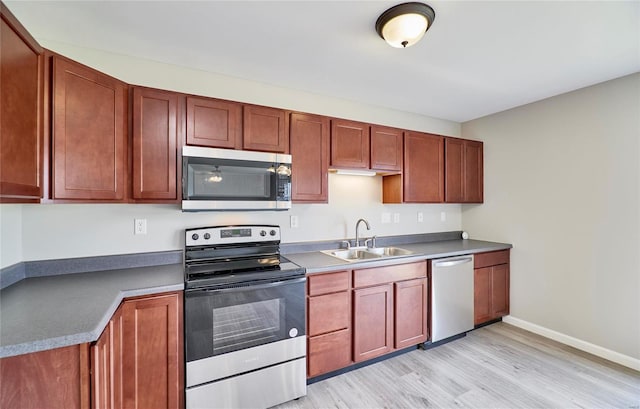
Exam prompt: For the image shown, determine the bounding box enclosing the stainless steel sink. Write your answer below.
[321,246,414,262]
[366,247,414,257]
[322,249,383,261]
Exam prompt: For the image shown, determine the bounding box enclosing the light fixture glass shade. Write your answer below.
[381,13,428,48]
[376,2,435,48]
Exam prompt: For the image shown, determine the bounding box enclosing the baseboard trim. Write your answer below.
[503,316,640,372]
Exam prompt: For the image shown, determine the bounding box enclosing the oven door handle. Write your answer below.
[197,276,306,293]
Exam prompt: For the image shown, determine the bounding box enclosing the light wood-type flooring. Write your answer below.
[275,322,640,409]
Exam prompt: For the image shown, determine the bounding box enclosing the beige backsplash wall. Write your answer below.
[18,174,461,262]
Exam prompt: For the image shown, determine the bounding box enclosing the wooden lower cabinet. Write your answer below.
[353,284,394,362]
[474,250,510,325]
[0,344,91,409]
[91,291,183,409]
[306,270,352,377]
[394,278,428,349]
[307,329,352,378]
[306,262,428,378]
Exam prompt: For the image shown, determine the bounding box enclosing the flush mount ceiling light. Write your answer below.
[375,2,436,48]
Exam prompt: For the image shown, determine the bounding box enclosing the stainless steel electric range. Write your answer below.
[183,225,306,409]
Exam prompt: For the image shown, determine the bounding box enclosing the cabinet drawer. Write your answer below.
[308,271,350,296]
[353,261,426,289]
[474,250,510,269]
[307,329,352,378]
[308,292,350,336]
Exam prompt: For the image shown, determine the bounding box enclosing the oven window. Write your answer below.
[212,299,283,355]
[186,161,275,200]
[185,278,305,363]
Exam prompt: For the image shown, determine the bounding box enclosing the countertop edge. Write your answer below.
[0,282,184,359]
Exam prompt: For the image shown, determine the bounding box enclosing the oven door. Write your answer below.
[185,276,306,364]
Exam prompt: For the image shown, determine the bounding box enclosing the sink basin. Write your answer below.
[366,247,414,257]
[323,249,382,261]
[321,246,414,262]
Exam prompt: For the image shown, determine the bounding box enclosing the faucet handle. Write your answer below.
[364,236,377,248]
[341,240,351,249]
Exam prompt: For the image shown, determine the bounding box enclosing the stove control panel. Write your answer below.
[186,225,281,246]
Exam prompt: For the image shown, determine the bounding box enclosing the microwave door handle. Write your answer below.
[201,277,306,294]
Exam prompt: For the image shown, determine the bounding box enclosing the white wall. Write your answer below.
[19,174,461,261]
[2,41,461,263]
[0,205,22,269]
[461,73,640,361]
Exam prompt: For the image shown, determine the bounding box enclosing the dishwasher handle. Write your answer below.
[433,257,473,268]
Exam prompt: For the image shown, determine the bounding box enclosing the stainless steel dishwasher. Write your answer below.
[430,255,474,342]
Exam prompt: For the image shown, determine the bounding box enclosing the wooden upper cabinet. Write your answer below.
[131,87,180,202]
[370,125,402,172]
[445,137,483,203]
[403,131,444,203]
[186,96,241,149]
[290,112,329,203]
[243,105,288,153]
[52,56,127,201]
[463,139,483,202]
[330,119,370,169]
[0,4,43,202]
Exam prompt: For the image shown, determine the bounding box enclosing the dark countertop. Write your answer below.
[285,239,512,274]
[0,234,511,359]
[0,263,184,358]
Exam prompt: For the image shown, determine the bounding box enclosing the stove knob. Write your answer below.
[260,230,267,237]
[204,233,211,240]
[191,233,199,241]
[270,230,277,236]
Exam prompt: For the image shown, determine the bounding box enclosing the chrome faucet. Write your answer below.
[355,218,371,247]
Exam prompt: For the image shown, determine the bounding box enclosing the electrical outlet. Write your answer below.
[381,213,391,224]
[290,215,299,228]
[393,213,400,223]
[417,212,424,222]
[440,212,446,222]
[134,219,147,235]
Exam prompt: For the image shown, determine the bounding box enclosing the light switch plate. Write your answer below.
[381,213,391,224]
[393,213,400,223]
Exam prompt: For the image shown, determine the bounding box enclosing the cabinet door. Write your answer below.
[394,278,428,349]
[185,96,241,149]
[330,119,370,169]
[491,263,510,318]
[91,306,122,409]
[370,125,402,172]
[132,87,180,202]
[403,131,444,203]
[243,105,288,153]
[0,344,90,409]
[121,292,183,409]
[0,5,43,202]
[52,56,127,201]
[353,284,393,362]
[307,329,352,378]
[290,112,329,202]
[464,140,483,202]
[446,138,483,203]
[474,266,492,325]
[445,137,464,203]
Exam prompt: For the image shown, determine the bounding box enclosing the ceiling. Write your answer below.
[5,1,640,123]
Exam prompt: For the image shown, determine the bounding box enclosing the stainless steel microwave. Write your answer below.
[182,146,292,211]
